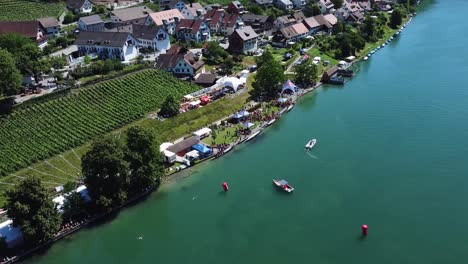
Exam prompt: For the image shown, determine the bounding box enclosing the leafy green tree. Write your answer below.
[246,5,264,15]
[0,48,22,96]
[220,55,235,75]
[294,59,318,86]
[331,0,343,9]
[49,55,67,70]
[159,94,180,117]
[390,9,403,28]
[255,49,275,68]
[5,176,62,246]
[62,192,88,222]
[0,33,33,56]
[82,137,129,213]
[63,12,74,24]
[125,126,164,195]
[264,6,285,20]
[304,3,321,17]
[360,16,380,42]
[55,36,68,48]
[205,41,228,64]
[251,51,285,101]
[17,44,50,83]
[84,54,91,64]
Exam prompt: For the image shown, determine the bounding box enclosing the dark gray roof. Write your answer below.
[132,24,164,40]
[255,0,273,4]
[79,14,104,25]
[38,17,59,28]
[74,31,130,47]
[167,136,199,153]
[241,14,270,24]
[111,6,152,22]
[195,73,217,84]
[67,0,86,9]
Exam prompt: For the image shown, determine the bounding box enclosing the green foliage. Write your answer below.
[159,94,180,117]
[360,16,385,42]
[0,0,65,21]
[84,54,91,65]
[205,41,229,64]
[331,0,343,9]
[264,6,286,20]
[82,136,129,212]
[49,55,67,70]
[93,5,107,14]
[5,176,62,246]
[255,49,275,68]
[62,191,89,222]
[0,70,200,176]
[63,12,74,24]
[220,55,235,75]
[294,59,318,86]
[70,59,124,79]
[0,48,22,96]
[390,9,403,28]
[251,50,285,101]
[246,5,264,15]
[63,181,76,193]
[304,3,321,17]
[0,33,34,56]
[125,126,163,195]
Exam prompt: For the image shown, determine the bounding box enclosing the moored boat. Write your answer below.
[246,131,261,142]
[286,105,294,112]
[266,119,276,126]
[273,179,294,193]
[305,139,317,150]
[363,56,368,61]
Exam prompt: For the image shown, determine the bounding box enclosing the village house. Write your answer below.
[92,0,144,9]
[203,9,225,34]
[274,0,294,10]
[66,0,93,14]
[111,5,152,26]
[220,13,243,36]
[0,21,48,48]
[194,73,218,87]
[274,14,297,29]
[293,11,306,22]
[181,2,206,19]
[272,22,309,47]
[335,0,365,23]
[145,9,184,34]
[318,0,335,14]
[227,1,245,14]
[291,0,306,9]
[302,14,337,34]
[111,24,171,53]
[160,0,185,11]
[37,17,60,37]
[254,0,274,7]
[204,4,223,11]
[241,14,274,34]
[74,31,138,61]
[78,14,105,32]
[228,26,258,54]
[176,19,211,43]
[155,45,205,77]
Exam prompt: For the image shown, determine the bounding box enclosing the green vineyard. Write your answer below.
[0,0,65,21]
[0,69,201,176]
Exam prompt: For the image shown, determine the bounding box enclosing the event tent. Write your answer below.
[281,79,297,95]
[244,122,254,129]
[192,143,212,157]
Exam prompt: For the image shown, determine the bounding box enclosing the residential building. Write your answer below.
[274,0,293,10]
[228,26,258,54]
[74,31,138,61]
[145,9,184,34]
[274,14,297,29]
[176,19,210,43]
[358,1,372,12]
[181,2,206,19]
[272,22,309,47]
[155,45,205,77]
[255,0,274,7]
[112,24,171,53]
[0,21,48,48]
[194,73,217,87]
[302,14,335,34]
[204,4,223,11]
[37,17,60,37]
[324,14,338,26]
[160,0,185,11]
[241,14,274,34]
[335,0,364,23]
[78,15,105,32]
[66,0,93,14]
[292,0,306,9]
[318,0,335,14]
[292,11,306,22]
[92,0,144,9]
[227,1,244,14]
[203,9,225,34]
[220,13,242,36]
[111,5,152,26]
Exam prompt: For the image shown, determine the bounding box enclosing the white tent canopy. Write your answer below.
[223,77,244,92]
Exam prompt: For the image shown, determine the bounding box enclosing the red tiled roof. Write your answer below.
[204,9,224,27]
[221,13,238,28]
[0,21,38,38]
[176,19,204,34]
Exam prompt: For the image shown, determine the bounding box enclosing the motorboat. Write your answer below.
[246,131,260,142]
[286,105,294,112]
[363,56,368,61]
[273,179,294,193]
[305,139,317,150]
[266,119,276,126]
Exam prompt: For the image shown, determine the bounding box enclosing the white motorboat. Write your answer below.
[286,105,294,112]
[305,139,317,150]
[246,131,261,142]
[363,56,368,61]
[266,119,276,126]
[273,179,294,193]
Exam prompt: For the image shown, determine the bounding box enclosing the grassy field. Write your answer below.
[0,69,200,176]
[0,74,256,206]
[0,0,65,21]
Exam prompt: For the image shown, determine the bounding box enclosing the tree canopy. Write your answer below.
[304,3,321,17]
[331,0,343,9]
[294,59,318,87]
[0,33,33,56]
[251,50,285,101]
[5,176,62,246]
[159,94,180,117]
[62,192,89,222]
[125,126,164,195]
[390,9,403,28]
[204,41,228,64]
[0,48,22,96]
[82,137,129,212]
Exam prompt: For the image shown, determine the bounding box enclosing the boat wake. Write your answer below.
[306,152,319,159]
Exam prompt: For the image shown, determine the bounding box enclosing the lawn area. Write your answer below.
[306,47,339,77]
[0,74,257,207]
[0,0,65,21]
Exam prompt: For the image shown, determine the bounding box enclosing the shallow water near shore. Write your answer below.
[26,1,468,263]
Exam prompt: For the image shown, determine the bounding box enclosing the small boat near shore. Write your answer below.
[246,131,261,142]
[363,56,368,61]
[273,179,294,193]
[266,119,276,126]
[305,139,317,150]
[286,105,294,112]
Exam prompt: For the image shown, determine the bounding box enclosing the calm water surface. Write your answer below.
[28,1,468,263]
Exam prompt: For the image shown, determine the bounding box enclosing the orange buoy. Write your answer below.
[222,182,229,191]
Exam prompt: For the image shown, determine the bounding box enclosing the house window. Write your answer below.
[175,69,180,72]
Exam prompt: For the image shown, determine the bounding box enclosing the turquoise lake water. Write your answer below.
[27,1,468,263]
